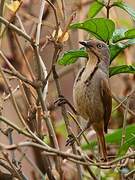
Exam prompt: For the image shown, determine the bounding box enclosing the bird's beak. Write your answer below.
[79,41,92,48]
[79,41,88,47]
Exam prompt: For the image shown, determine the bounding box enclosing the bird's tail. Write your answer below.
[96,129,107,161]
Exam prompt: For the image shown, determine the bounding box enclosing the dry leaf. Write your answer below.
[52,28,69,42]
[0,1,21,37]
[5,0,20,12]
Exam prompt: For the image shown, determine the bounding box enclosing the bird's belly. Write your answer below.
[73,79,104,123]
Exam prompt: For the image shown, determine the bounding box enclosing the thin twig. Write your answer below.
[0,66,30,129]
[3,85,19,101]
[67,111,89,145]
[125,169,135,178]
[121,99,129,146]
[0,51,34,87]
[0,141,135,168]
[45,0,59,38]
[13,32,35,81]
[112,93,135,116]
[18,80,31,108]
[36,88,61,172]
[58,12,76,43]
[0,160,16,176]
[18,148,45,179]
[61,0,66,21]
[0,16,33,43]
[34,2,62,174]
[0,116,32,138]
[0,1,23,37]
[16,14,27,34]
[2,152,23,180]
[52,62,83,180]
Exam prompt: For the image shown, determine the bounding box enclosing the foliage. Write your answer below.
[82,124,135,151]
[70,18,115,42]
[57,0,135,160]
[58,0,135,76]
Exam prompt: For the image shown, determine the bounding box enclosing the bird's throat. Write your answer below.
[86,53,99,73]
[81,53,99,85]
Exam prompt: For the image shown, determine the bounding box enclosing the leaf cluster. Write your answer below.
[58,0,135,77]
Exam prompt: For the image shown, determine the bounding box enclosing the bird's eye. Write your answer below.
[97,44,103,49]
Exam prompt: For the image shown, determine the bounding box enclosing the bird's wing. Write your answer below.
[100,79,112,133]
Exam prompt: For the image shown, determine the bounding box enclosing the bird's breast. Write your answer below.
[73,68,105,122]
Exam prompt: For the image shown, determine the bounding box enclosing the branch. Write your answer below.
[0,16,33,43]
[112,93,135,116]
[0,141,135,169]
[0,51,34,87]
[0,116,32,138]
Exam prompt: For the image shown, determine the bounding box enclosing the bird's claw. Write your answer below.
[65,134,76,146]
[54,95,67,107]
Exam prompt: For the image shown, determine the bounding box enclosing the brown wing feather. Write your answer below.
[100,79,112,133]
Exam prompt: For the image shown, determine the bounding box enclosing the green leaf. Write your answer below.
[112,28,127,43]
[125,29,135,39]
[109,43,125,62]
[57,49,88,65]
[88,1,104,18]
[118,135,135,157]
[109,65,135,77]
[112,28,135,43]
[112,2,135,20]
[58,40,135,66]
[110,39,135,62]
[70,18,115,42]
[82,124,135,150]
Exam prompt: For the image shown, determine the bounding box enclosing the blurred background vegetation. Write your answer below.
[0,0,135,179]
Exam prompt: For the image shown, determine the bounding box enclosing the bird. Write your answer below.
[72,39,112,161]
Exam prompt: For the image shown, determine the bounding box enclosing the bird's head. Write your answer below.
[79,40,109,60]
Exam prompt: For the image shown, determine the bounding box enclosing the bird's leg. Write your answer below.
[66,121,90,146]
[54,95,77,114]
[96,129,107,162]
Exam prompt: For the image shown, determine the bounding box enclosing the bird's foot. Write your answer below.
[54,95,77,114]
[66,132,81,146]
[66,127,87,146]
[100,157,108,162]
[54,95,68,107]
[66,134,76,146]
